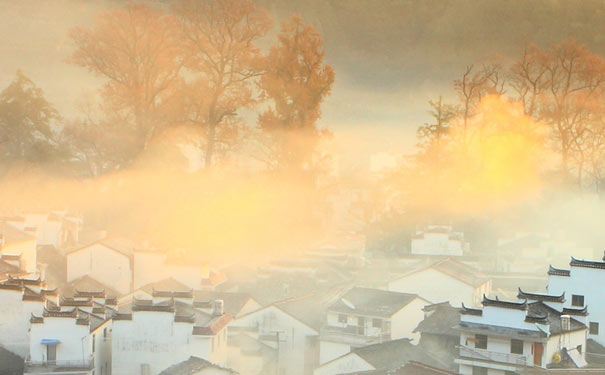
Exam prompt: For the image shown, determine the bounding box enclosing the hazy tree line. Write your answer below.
[414,39,605,193]
[0,0,334,178]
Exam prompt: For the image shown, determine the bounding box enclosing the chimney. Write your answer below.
[213,299,224,316]
[561,315,571,331]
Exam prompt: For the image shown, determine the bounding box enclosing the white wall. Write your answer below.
[390,297,427,342]
[548,266,605,345]
[67,244,132,295]
[29,317,92,364]
[2,239,37,274]
[389,268,485,307]
[232,306,318,375]
[0,289,44,357]
[411,229,465,256]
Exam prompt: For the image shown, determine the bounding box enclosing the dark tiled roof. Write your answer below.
[60,275,120,299]
[132,298,176,312]
[528,301,586,335]
[482,295,528,310]
[192,313,232,336]
[548,265,570,277]
[562,306,588,316]
[140,278,190,295]
[193,291,255,317]
[570,257,605,270]
[460,303,482,316]
[159,356,236,375]
[350,338,444,371]
[393,361,458,375]
[414,302,460,336]
[517,288,565,303]
[329,287,419,318]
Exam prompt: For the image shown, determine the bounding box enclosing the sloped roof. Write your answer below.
[274,293,327,331]
[391,258,489,288]
[413,302,460,336]
[159,356,236,375]
[393,361,458,375]
[193,291,256,317]
[0,259,22,276]
[329,287,419,318]
[67,236,136,258]
[350,338,445,371]
[61,275,120,298]
[0,222,34,244]
[140,278,191,295]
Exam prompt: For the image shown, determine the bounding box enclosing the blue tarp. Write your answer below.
[40,339,60,346]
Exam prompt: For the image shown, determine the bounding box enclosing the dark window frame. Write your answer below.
[511,339,523,354]
[338,314,347,324]
[372,318,382,328]
[590,322,599,335]
[475,334,487,349]
[572,294,585,307]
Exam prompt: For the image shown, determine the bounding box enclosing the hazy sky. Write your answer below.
[2,0,605,157]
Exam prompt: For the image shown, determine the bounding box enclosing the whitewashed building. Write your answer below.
[26,307,112,375]
[4,212,82,249]
[388,258,491,307]
[228,302,319,375]
[547,256,605,347]
[319,287,429,365]
[66,238,135,296]
[0,277,50,358]
[111,293,232,375]
[411,225,469,256]
[1,222,38,275]
[456,295,587,374]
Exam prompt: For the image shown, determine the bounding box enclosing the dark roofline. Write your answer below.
[570,256,605,270]
[460,303,482,316]
[562,306,589,316]
[152,288,193,299]
[548,265,570,277]
[75,289,106,298]
[482,295,527,310]
[525,313,548,324]
[517,288,565,303]
[43,308,78,318]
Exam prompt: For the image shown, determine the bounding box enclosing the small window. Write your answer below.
[572,295,585,307]
[92,334,95,352]
[578,344,582,354]
[103,327,107,338]
[372,318,382,328]
[472,366,488,375]
[511,339,523,354]
[475,334,487,349]
[590,322,599,335]
[338,314,347,324]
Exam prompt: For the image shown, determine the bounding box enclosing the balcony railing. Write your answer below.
[320,325,391,346]
[25,359,93,370]
[459,345,529,366]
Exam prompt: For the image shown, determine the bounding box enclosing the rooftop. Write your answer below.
[414,302,460,337]
[329,287,419,318]
[159,356,236,375]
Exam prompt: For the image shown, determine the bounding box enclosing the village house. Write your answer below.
[387,258,491,307]
[411,225,469,257]
[158,356,237,375]
[111,290,232,375]
[547,256,605,348]
[4,212,82,250]
[1,222,38,275]
[413,302,461,372]
[25,306,111,375]
[227,296,320,375]
[313,338,443,375]
[66,237,135,296]
[456,295,587,375]
[319,287,429,365]
[0,276,51,358]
